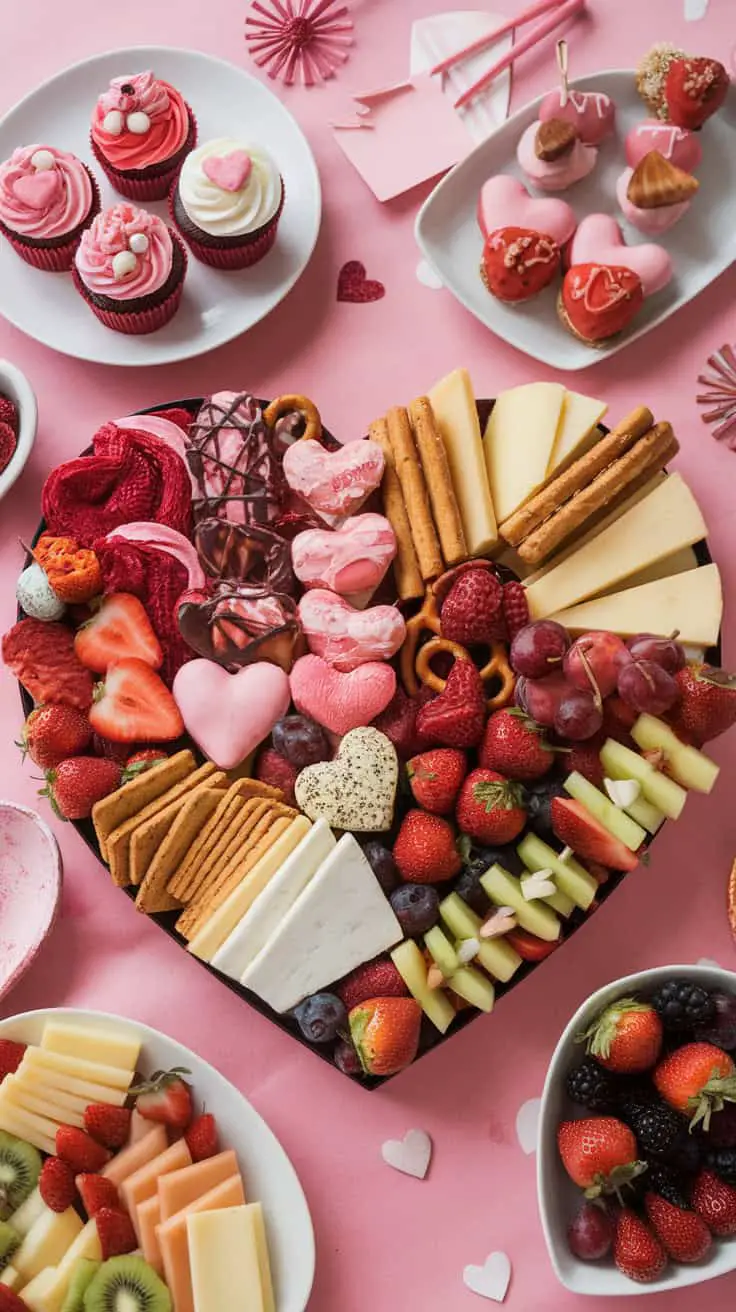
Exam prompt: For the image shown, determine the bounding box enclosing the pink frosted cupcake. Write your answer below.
[90,70,196,202]
[0,145,100,271]
[73,202,186,334]
[170,138,284,270]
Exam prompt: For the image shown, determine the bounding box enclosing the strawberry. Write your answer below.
[42,756,121,820]
[337,958,408,1011]
[479,709,554,781]
[645,1192,712,1262]
[502,580,530,642]
[406,748,466,814]
[0,1040,26,1083]
[506,927,558,962]
[692,1168,736,1235]
[185,1113,219,1162]
[557,1116,645,1198]
[613,1208,667,1282]
[74,593,163,673]
[665,663,736,747]
[567,736,605,788]
[132,1067,193,1130]
[0,421,17,475]
[84,1104,131,1150]
[76,1172,120,1217]
[455,768,526,845]
[0,1287,31,1312]
[255,748,297,806]
[89,659,184,743]
[2,618,94,711]
[122,748,168,779]
[581,997,663,1074]
[415,660,486,749]
[440,565,503,645]
[551,797,639,872]
[392,810,462,884]
[56,1125,111,1174]
[665,56,729,130]
[348,997,421,1076]
[653,1042,736,1130]
[95,1206,137,1260]
[372,685,434,760]
[18,704,92,770]
[39,1156,76,1212]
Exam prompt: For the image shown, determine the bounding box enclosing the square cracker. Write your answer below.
[92,750,195,861]
[106,763,223,888]
[135,788,224,916]
[177,813,293,940]
[180,800,276,907]
[129,773,228,887]
[168,787,270,901]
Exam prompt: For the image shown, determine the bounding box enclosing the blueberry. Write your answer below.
[272,714,330,767]
[294,992,347,1043]
[363,841,400,894]
[390,884,439,936]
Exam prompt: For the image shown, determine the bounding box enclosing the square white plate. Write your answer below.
[415,71,736,372]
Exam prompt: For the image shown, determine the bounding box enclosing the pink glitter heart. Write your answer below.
[13,170,62,210]
[202,151,253,192]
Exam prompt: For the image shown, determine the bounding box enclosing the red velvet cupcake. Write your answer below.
[481,226,560,303]
[558,263,644,345]
[73,202,186,334]
[0,145,100,271]
[170,138,284,270]
[90,70,196,202]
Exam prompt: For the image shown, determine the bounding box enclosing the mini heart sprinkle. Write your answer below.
[337,260,386,303]
[381,1128,433,1179]
[202,150,253,193]
[463,1251,512,1303]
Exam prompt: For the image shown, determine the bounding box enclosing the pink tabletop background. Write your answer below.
[2,1,736,1307]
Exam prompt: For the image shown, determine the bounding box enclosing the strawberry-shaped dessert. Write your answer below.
[559,264,644,346]
[481,227,561,304]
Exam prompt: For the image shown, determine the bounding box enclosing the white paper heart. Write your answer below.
[463,1251,511,1302]
[516,1097,541,1155]
[416,259,443,290]
[381,1128,432,1179]
[697,957,722,969]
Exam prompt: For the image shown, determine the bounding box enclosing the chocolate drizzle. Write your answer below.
[186,393,287,526]
[178,583,305,672]
[195,518,295,594]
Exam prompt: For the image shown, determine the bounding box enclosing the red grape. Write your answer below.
[627,633,686,674]
[567,1202,613,1261]
[554,688,604,741]
[510,621,570,679]
[617,660,679,716]
[564,631,631,698]
[516,671,571,727]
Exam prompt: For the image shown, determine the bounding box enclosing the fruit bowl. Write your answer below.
[538,963,736,1297]
[0,359,37,503]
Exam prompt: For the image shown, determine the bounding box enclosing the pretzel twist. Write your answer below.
[263,394,322,443]
[400,586,516,710]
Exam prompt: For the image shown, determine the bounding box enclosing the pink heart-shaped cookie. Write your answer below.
[13,170,62,210]
[291,513,397,599]
[478,175,577,246]
[283,437,385,521]
[290,654,396,736]
[298,590,406,671]
[570,213,672,297]
[202,151,253,193]
[172,659,291,769]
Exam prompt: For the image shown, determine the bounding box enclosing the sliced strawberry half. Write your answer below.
[551,797,639,872]
[89,659,184,743]
[74,593,163,673]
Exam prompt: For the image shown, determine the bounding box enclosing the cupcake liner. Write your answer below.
[72,231,187,335]
[0,166,101,272]
[169,177,285,271]
[90,108,197,203]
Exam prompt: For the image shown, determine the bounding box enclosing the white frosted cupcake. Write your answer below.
[169,137,283,269]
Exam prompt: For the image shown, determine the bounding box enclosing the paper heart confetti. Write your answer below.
[13,170,61,210]
[337,260,386,303]
[515,1097,541,1155]
[283,436,385,521]
[290,654,396,736]
[416,258,443,290]
[202,150,253,192]
[172,659,291,769]
[463,1252,512,1303]
[478,175,576,246]
[295,725,399,832]
[381,1128,433,1179]
[298,590,405,671]
[570,213,672,296]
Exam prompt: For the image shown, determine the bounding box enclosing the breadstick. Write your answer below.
[500,405,655,546]
[408,397,467,565]
[369,418,424,601]
[386,407,444,581]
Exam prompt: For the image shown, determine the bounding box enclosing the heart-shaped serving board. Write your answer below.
[18,397,720,1088]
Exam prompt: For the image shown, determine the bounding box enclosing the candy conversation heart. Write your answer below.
[478,175,577,246]
[172,659,291,769]
[295,726,398,832]
[291,513,397,599]
[282,437,385,521]
[298,590,405,671]
[290,654,396,736]
[570,214,672,297]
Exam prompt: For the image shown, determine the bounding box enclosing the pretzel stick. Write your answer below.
[409,397,467,565]
[369,418,424,601]
[386,406,444,582]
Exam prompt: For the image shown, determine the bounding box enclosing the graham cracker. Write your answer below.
[179,800,277,908]
[129,773,228,887]
[134,788,225,916]
[92,750,195,861]
[106,763,223,888]
[177,814,293,941]
[169,790,266,902]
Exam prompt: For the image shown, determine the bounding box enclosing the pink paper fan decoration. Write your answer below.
[245,0,353,86]
[697,343,736,450]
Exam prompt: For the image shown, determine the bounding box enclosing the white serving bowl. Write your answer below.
[0,358,37,502]
[538,963,736,1297]
[0,800,62,1003]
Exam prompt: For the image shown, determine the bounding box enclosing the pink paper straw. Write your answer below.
[430,0,564,76]
[454,0,585,109]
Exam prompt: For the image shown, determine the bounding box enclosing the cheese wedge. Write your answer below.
[158,1174,246,1312]
[598,546,697,598]
[549,563,722,647]
[547,390,607,476]
[524,475,707,619]
[14,1207,83,1281]
[211,819,336,983]
[484,382,565,523]
[241,834,402,1013]
[187,1204,271,1312]
[158,1151,240,1223]
[40,1020,141,1071]
[427,368,498,554]
[102,1125,168,1187]
[121,1139,192,1239]
[187,817,311,964]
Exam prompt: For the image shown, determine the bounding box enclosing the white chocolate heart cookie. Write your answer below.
[295,726,398,832]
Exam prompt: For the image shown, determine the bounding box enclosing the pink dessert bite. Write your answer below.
[538,87,616,146]
[625,119,702,173]
[291,512,397,600]
[282,436,384,523]
[569,213,673,297]
[616,150,698,236]
[298,590,405,671]
[478,174,577,246]
[517,119,596,192]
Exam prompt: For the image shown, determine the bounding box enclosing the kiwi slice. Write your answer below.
[83,1255,172,1311]
[0,1220,19,1265]
[0,1132,41,1220]
[61,1258,100,1312]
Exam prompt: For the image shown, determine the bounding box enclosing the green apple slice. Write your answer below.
[599,738,686,819]
[631,714,720,793]
[439,894,522,982]
[480,865,561,942]
[447,966,495,1013]
[424,927,460,978]
[517,833,597,910]
[563,772,646,851]
[624,792,665,834]
[390,940,455,1033]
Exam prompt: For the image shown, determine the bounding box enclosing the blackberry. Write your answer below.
[650,980,716,1032]
[565,1060,618,1111]
[659,1129,703,1176]
[707,1102,736,1149]
[643,1163,692,1210]
[618,1094,683,1157]
[706,1148,736,1185]
[524,777,566,840]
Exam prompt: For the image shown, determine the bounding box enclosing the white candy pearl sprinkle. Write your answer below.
[128,232,149,254]
[30,149,55,172]
[112,250,138,280]
[126,111,151,134]
[102,109,124,135]
[16,563,65,623]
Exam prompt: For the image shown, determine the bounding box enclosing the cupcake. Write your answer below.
[516,119,597,192]
[0,145,100,271]
[481,227,560,303]
[171,138,284,270]
[616,151,699,236]
[73,202,186,334]
[558,264,644,346]
[90,70,196,201]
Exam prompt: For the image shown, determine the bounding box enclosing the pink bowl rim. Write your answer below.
[0,800,63,1004]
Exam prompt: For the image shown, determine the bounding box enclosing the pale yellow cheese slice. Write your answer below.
[524,474,707,619]
[22,1047,134,1092]
[598,546,697,598]
[547,390,608,476]
[187,1204,272,1312]
[427,367,498,554]
[483,382,565,523]
[40,1020,141,1071]
[549,563,722,647]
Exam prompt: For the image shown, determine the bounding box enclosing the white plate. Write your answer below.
[0,1007,315,1311]
[0,47,322,367]
[0,359,37,501]
[416,71,736,372]
[538,964,736,1297]
[0,804,61,1003]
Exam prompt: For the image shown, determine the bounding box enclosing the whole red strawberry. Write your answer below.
[18,705,92,770]
[42,756,122,820]
[653,1042,736,1130]
[337,958,408,1011]
[613,1208,667,1282]
[666,663,736,747]
[95,1206,137,1259]
[348,997,421,1076]
[406,748,466,814]
[0,1040,26,1082]
[56,1125,110,1174]
[455,768,526,845]
[185,1112,219,1162]
[440,566,503,645]
[84,1104,131,1150]
[557,1116,644,1198]
[132,1067,193,1130]
[479,709,553,781]
[665,56,729,130]
[645,1192,712,1262]
[393,810,462,884]
[581,997,663,1074]
[415,660,486,749]
[77,1172,120,1217]
[502,580,530,642]
[692,1168,736,1236]
[39,1156,76,1212]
